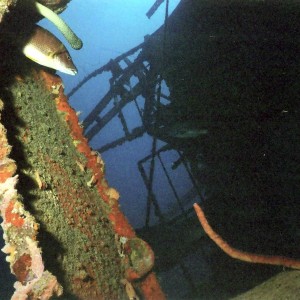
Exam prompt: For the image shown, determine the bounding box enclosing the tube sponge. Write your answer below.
[35,1,83,50]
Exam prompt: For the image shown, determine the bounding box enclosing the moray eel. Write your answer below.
[23,25,78,75]
[35,1,83,50]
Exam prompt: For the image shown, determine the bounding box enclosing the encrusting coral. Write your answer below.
[41,70,165,299]
[0,100,63,299]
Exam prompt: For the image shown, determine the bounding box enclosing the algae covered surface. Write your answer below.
[2,75,126,299]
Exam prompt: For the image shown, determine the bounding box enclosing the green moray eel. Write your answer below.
[35,1,83,50]
[23,25,78,75]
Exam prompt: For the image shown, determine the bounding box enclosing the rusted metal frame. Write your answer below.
[146,0,165,19]
[137,146,172,227]
[83,57,147,132]
[177,151,205,202]
[144,70,165,227]
[157,152,188,218]
[67,42,145,97]
[137,160,164,228]
[96,126,146,153]
[85,81,143,141]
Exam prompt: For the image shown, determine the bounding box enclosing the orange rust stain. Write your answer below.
[140,273,166,300]
[40,70,62,91]
[50,73,136,237]
[12,254,32,284]
[125,268,140,281]
[5,200,25,227]
[108,204,135,238]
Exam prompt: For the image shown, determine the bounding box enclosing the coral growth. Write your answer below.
[38,71,165,299]
[0,99,62,299]
[123,237,155,281]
